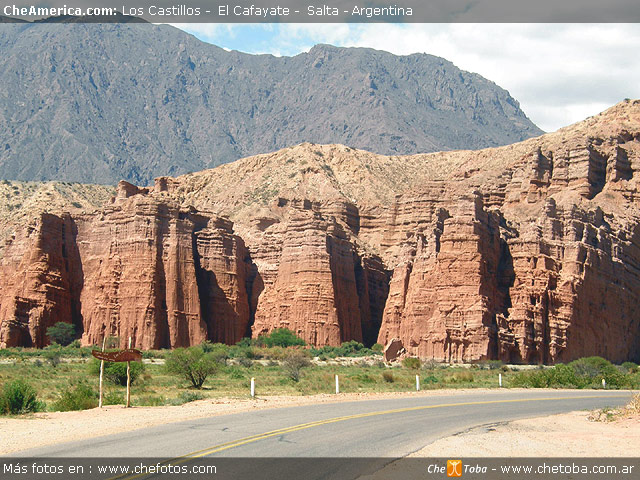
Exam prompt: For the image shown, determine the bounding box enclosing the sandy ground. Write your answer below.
[2,389,638,457]
[413,410,640,457]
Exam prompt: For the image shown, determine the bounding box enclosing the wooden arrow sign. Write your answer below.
[91,348,142,362]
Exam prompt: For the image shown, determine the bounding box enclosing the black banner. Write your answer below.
[2,458,639,480]
[1,0,640,23]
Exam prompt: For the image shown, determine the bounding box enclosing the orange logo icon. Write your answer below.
[447,460,463,477]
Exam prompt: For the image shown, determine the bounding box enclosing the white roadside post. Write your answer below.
[126,337,132,408]
[251,377,255,397]
[602,378,606,388]
[416,375,420,391]
[499,373,503,387]
[335,374,339,394]
[98,337,106,408]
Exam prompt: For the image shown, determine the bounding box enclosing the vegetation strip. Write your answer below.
[108,394,630,480]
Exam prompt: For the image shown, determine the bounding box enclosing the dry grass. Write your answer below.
[589,393,640,422]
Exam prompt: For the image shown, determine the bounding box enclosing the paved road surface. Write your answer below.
[9,390,633,480]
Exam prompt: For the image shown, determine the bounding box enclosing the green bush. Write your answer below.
[46,322,76,346]
[620,362,639,374]
[570,357,612,378]
[260,328,306,348]
[0,380,43,414]
[310,340,378,358]
[168,391,205,405]
[165,346,220,389]
[103,391,124,406]
[569,357,624,387]
[371,343,383,353]
[511,358,633,389]
[402,357,421,370]
[89,359,145,386]
[54,383,98,411]
[201,342,230,365]
[135,395,166,407]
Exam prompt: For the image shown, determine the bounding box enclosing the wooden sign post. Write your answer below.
[91,340,142,409]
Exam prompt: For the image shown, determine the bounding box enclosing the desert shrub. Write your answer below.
[43,345,62,367]
[382,371,395,383]
[510,360,626,388]
[446,370,474,384]
[169,391,205,406]
[371,343,383,353]
[353,373,375,384]
[102,391,124,406]
[483,360,505,370]
[570,357,625,387]
[89,359,145,386]
[135,395,166,407]
[282,350,312,382]
[46,322,76,346]
[0,380,43,414]
[620,362,639,374]
[165,346,220,389]
[570,357,612,378]
[402,357,422,370]
[228,345,260,360]
[422,375,439,385]
[235,337,255,348]
[311,341,378,358]
[260,328,306,348]
[227,366,246,379]
[236,357,253,368]
[54,383,97,411]
[201,342,229,365]
[67,339,82,349]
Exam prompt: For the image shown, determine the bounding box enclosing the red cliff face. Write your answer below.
[0,183,252,349]
[1,101,639,363]
[0,213,81,348]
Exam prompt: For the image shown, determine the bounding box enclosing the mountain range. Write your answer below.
[0,21,542,185]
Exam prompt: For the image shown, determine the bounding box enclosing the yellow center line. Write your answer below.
[110,394,629,480]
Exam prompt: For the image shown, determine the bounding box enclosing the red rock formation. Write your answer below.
[250,201,383,347]
[0,213,81,348]
[1,101,640,363]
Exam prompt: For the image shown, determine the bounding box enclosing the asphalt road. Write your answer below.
[8,390,633,480]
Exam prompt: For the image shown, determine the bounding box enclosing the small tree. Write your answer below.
[165,346,219,389]
[262,328,306,348]
[282,350,311,382]
[46,322,76,346]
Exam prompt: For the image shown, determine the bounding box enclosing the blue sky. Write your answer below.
[171,23,640,132]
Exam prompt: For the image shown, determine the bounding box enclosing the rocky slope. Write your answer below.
[1,100,639,363]
[0,22,541,185]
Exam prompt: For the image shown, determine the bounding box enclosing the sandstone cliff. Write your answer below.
[1,100,639,363]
